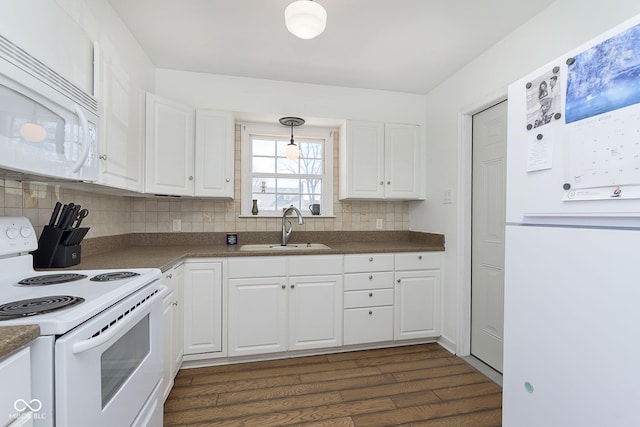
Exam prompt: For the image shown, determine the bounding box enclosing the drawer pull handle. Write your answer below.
[368,311,373,315]
[369,257,373,262]
[369,292,373,297]
[369,275,373,280]
[166,273,173,279]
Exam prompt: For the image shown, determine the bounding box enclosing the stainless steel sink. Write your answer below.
[239,243,331,251]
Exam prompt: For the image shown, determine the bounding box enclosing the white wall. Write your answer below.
[412,0,640,353]
[155,69,426,126]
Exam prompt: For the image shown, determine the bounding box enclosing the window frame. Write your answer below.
[240,122,334,217]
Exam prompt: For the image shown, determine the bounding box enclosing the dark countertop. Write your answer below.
[75,231,445,272]
[0,325,40,359]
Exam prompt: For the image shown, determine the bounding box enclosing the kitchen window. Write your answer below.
[241,122,334,216]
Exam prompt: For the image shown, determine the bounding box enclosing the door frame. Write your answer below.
[455,88,507,357]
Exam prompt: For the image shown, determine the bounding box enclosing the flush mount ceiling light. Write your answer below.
[284,0,327,40]
[279,117,305,160]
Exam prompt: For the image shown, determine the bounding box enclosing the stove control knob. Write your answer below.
[20,227,32,238]
[6,227,19,239]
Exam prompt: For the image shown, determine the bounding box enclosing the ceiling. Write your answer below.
[108,0,555,95]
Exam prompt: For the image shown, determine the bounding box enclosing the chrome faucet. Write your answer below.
[281,205,304,246]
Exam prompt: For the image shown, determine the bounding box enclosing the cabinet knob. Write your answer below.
[166,273,173,279]
[99,154,107,160]
[369,257,374,262]
[379,181,384,186]
[172,301,179,307]
[418,255,422,260]
[282,285,286,289]
[368,311,373,315]
[291,284,295,289]
[387,181,391,185]
[226,178,230,182]
[397,279,401,283]
[188,176,194,181]
[369,292,373,297]
[369,275,373,280]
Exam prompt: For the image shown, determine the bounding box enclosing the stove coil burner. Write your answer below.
[0,295,85,319]
[90,271,140,282]
[18,273,88,286]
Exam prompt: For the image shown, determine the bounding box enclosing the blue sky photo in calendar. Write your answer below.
[566,23,640,123]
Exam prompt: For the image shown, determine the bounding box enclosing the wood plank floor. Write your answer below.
[164,343,502,426]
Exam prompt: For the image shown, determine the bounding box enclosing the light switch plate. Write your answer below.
[172,219,181,231]
[376,219,384,229]
[443,189,453,204]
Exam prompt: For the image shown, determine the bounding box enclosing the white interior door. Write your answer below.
[471,100,507,372]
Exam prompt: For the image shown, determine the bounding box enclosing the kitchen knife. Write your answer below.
[48,202,62,226]
[56,204,69,228]
[61,205,79,229]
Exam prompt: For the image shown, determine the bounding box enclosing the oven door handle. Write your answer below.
[72,287,165,355]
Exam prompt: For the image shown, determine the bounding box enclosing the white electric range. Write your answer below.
[0,217,165,427]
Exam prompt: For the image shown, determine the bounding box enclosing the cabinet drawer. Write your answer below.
[288,255,343,276]
[344,289,393,308]
[344,253,394,273]
[344,272,393,291]
[228,257,287,278]
[395,252,441,271]
[344,306,393,345]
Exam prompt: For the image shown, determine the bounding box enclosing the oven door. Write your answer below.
[54,283,165,427]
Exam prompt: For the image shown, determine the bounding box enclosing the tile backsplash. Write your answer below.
[0,126,410,238]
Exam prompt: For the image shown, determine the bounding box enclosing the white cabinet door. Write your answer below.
[195,109,235,198]
[384,123,420,199]
[168,264,184,374]
[339,121,423,200]
[145,93,194,196]
[288,275,343,351]
[228,277,288,356]
[339,121,385,199]
[394,269,440,340]
[183,261,223,355]
[98,50,144,192]
[161,290,174,402]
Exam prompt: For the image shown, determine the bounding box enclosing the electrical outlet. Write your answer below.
[172,219,181,232]
[376,219,384,229]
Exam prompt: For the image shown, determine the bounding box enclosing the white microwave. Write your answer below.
[0,0,99,182]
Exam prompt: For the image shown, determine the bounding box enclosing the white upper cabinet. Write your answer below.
[145,93,195,196]
[98,46,145,192]
[339,120,423,200]
[194,109,235,198]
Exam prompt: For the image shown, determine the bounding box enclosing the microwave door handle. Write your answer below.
[71,104,91,174]
[71,287,165,355]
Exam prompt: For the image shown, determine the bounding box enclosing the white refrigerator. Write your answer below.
[503,14,640,427]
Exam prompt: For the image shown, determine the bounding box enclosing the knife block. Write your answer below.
[32,225,89,268]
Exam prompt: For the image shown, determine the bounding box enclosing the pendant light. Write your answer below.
[279,117,305,160]
[284,0,327,40]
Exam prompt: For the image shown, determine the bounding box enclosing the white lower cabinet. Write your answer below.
[343,254,395,345]
[394,253,441,340]
[161,263,184,402]
[228,276,288,356]
[183,260,224,356]
[288,274,343,351]
[228,255,343,356]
